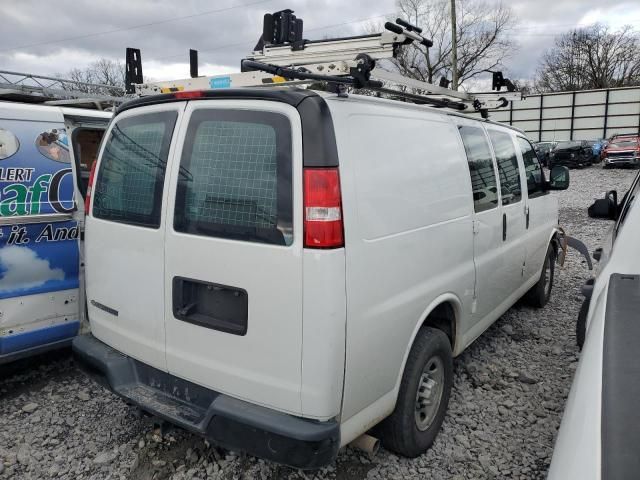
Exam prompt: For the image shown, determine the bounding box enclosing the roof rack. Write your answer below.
[130,9,521,118]
[0,70,126,110]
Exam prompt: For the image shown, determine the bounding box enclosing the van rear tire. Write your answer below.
[378,327,452,457]
[524,245,555,308]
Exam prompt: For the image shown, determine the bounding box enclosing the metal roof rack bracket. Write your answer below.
[132,9,522,116]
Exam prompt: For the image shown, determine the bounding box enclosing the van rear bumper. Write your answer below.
[72,334,340,469]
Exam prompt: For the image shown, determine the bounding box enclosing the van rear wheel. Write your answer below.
[379,327,453,457]
[524,244,555,308]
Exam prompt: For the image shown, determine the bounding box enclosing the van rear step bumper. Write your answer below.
[72,334,340,469]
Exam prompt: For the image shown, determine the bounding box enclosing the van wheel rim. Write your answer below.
[414,356,445,431]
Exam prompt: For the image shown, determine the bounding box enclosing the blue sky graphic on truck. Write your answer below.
[0,120,79,299]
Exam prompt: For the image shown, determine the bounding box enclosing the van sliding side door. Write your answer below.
[456,121,504,325]
[485,128,527,296]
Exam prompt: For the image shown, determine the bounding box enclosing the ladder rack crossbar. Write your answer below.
[0,70,127,107]
[0,70,125,93]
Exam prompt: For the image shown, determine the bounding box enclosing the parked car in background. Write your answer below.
[585,139,605,163]
[602,135,640,168]
[549,140,595,168]
[0,102,110,364]
[549,170,640,480]
[73,87,571,469]
[533,141,556,167]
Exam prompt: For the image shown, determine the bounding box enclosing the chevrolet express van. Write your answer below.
[74,88,569,468]
[0,102,110,363]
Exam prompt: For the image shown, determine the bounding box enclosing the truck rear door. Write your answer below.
[162,100,304,415]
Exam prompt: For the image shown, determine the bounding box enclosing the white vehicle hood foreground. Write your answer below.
[548,273,640,479]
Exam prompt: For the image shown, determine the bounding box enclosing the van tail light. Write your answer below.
[85,160,97,214]
[303,168,344,248]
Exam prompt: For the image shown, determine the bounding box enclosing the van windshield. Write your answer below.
[174,109,293,246]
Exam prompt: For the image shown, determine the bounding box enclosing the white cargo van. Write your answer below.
[73,86,571,468]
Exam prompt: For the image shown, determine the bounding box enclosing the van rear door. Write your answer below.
[85,104,181,371]
[64,113,109,332]
[162,100,304,415]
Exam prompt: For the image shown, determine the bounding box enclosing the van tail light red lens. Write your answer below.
[85,160,97,214]
[303,168,344,248]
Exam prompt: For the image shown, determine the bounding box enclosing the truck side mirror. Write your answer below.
[588,190,618,220]
[548,165,569,190]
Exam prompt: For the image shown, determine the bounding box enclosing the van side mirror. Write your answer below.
[588,190,618,220]
[548,165,569,190]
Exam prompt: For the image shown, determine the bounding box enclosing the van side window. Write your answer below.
[0,129,20,159]
[35,129,70,163]
[93,111,177,228]
[488,130,522,205]
[458,125,499,212]
[174,109,293,246]
[516,137,545,199]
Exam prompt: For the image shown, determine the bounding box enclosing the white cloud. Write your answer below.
[0,246,65,291]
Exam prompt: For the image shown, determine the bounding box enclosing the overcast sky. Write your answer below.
[1,0,640,85]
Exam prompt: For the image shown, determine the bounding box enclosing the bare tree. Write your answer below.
[391,0,517,88]
[58,58,125,96]
[536,24,640,92]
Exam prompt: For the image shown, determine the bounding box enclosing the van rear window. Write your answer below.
[174,109,292,246]
[93,111,177,228]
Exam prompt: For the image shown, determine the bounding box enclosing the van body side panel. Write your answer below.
[301,248,346,419]
[330,100,475,421]
[0,112,82,359]
[86,104,183,372]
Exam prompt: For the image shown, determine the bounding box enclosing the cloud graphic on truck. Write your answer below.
[0,245,64,291]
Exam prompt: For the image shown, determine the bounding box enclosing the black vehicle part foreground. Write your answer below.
[72,334,340,469]
[602,273,640,479]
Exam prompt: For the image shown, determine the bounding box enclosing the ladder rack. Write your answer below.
[130,9,521,117]
[0,70,126,110]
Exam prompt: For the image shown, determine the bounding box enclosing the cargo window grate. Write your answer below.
[185,121,278,229]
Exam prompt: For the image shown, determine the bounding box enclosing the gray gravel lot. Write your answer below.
[1,166,637,480]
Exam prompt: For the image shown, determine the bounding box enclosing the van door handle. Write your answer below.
[502,213,507,241]
[525,205,530,229]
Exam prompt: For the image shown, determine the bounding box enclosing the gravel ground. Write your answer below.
[1,166,637,480]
